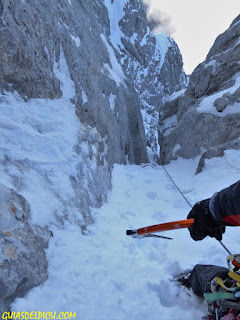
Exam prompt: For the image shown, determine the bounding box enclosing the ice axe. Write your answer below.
[126,219,194,240]
[126,219,231,255]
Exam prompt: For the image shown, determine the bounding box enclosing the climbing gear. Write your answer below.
[126,218,194,238]
[228,255,240,272]
[126,219,231,256]
[202,254,240,319]
[126,164,236,318]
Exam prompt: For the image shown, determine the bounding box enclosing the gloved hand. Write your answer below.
[187,199,225,241]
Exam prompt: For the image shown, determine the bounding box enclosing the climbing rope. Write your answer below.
[162,164,232,255]
[162,165,193,208]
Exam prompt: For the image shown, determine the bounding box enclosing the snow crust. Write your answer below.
[11,149,240,319]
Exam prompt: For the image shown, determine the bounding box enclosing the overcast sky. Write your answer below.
[143,0,240,74]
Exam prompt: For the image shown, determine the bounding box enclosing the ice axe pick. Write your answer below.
[126,219,194,239]
[126,219,231,256]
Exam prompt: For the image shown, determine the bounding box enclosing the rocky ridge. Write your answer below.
[158,14,240,172]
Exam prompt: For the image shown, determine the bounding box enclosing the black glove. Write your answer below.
[187,199,225,241]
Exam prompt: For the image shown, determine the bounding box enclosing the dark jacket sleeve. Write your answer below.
[211,180,240,226]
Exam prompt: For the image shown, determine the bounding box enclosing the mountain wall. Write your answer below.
[117,1,187,156]
[159,14,240,172]
[0,0,185,314]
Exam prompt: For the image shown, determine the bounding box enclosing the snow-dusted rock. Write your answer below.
[116,0,186,156]
[0,184,50,313]
[158,14,240,170]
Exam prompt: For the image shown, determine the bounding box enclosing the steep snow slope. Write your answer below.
[10,149,240,319]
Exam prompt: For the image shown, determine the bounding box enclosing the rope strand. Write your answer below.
[162,165,193,208]
[162,164,232,255]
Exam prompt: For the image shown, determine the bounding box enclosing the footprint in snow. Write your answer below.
[146,191,158,200]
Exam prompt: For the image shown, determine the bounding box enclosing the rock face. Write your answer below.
[117,1,187,155]
[0,0,148,165]
[0,184,50,314]
[159,14,240,171]
[0,0,185,313]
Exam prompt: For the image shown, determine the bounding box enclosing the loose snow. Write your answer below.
[10,149,240,319]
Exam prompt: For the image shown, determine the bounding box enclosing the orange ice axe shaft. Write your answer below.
[126,220,232,256]
[126,219,194,237]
